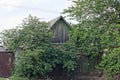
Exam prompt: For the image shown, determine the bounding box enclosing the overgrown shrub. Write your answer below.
[14,43,77,78]
[98,48,120,77]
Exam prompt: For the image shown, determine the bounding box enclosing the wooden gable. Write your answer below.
[49,16,71,43]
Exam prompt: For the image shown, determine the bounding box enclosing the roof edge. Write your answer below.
[48,16,71,30]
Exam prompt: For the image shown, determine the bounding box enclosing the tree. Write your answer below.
[0,15,50,51]
[64,0,120,77]
[64,0,120,24]
[64,0,120,56]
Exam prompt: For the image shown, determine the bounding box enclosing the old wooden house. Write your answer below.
[48,16,71,43]
[0,16,70,78]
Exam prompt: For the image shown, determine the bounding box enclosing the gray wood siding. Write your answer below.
[51,20,69,43]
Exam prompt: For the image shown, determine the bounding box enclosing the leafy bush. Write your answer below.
[98,48,120,77]
[14,47,52,78]
[14,43,77,78]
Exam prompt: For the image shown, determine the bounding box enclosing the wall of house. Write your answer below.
[51,19,69,43]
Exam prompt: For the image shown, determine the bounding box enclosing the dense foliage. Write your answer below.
[64,0,120,77]
[0,0,120,78]
[0,15,50,51]
[64,0,120,56]
[69,24,103,57]
[98,48,120,77]
[14,43,77,78]
[0,15,77,78]
[64,0,120,23]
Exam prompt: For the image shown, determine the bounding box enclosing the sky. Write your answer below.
[0,0,72,32]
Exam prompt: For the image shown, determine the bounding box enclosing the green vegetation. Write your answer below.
[0,15,77,79]
[0,77,28,80]
[9,76,29,80]
[14,43,77,78]
[1,15,50,52]
[64,0,120,78]
[0,78,5,80]
[98,48,120,77]
[0,0,120,79]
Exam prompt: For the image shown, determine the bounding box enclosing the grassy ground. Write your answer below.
[0,78,8,80]
[0,76,30,80]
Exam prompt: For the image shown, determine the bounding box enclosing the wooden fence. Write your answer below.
[76,55,101,75]
[49,55,101,80]
[0,51,101,79]
[0,52,14,78]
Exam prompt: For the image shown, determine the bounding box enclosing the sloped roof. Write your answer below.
[48,16,71,30]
